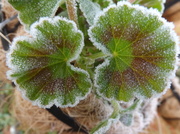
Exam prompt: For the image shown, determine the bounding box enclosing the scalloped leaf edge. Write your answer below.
[6,16,92,108]
[89,1,179,102]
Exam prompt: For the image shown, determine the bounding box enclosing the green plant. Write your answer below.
[0,82,15,132]
[6,0,179,133]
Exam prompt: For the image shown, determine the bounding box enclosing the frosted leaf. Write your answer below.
[77,0,101,25]
[6,17,92,108]
[8,0,65,30]
[120,113,133,126]
[115,0,128,1]
[103,0,114,6]
[89,2,178,102]
[94,0,114,8]
[90,117,119,134]
[114,0,128,2]
[131,0,165,13]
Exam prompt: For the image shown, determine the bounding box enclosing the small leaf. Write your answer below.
[120,113,133,126]
[77,0,101,25]
[7,17,92,108]
[119,99,140,126]
[93,0,114,8]
[8,0,65,30]
[132,0,165,13]
[90,117,118,134]
[89,2,178,102]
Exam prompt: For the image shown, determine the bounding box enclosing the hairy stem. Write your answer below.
[88,52,110,60]
[90,100,120,134]
[66,0,79,26]
[120,99,141,114]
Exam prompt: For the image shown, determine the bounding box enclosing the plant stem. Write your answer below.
[110,100,121,118]
[90,100,120,134]
[66,0,79,27]
[87,52,110,60]
[120,99,140,114]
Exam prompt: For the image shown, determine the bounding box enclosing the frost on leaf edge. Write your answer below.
[158,0,166,13]
[6,16,92,108]
[77,0,101,25]
[89,1,179,101]
[10,0,65,31]
[93,114,120,134]
[88,1,176,52]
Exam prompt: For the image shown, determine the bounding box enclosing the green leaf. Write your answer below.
[132,0,165,13]
[77,0,101,25]
[8,0,65,30]
[93,0,114,8]
[89,2,178,102]
[114,0,128,3]
[7,17,92,108]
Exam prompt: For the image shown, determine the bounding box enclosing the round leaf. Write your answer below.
[89,2,178,102]
[7,17,92,108]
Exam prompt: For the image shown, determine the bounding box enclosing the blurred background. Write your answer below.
[0,0,180,134]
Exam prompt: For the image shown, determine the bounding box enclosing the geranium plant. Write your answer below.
[6,0,178,133]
